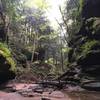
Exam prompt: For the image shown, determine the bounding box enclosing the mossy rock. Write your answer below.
[85,18,100,37]
[76,40,100,65]
[0,42,16,83]
[80,40,100,54]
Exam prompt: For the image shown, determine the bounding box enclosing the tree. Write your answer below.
[60,0,82,47]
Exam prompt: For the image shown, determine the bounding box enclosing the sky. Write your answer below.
[25,0,66,29]
[45,0,66,28]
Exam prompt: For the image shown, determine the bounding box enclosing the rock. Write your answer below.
[66,0,100,91]
[77,50,100,65]
[81,65,100,76]
[82,0,100,18]
[81,81,100,91]
[0,43,16,83]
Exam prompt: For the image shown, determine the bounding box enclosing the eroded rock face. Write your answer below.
[67,0,100,89]
[78,1,100,82]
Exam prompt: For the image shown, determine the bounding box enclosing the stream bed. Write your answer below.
[0,83,100,100]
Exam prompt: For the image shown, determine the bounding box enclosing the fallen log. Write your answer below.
[37,79,79,90]
[38,80,66,89]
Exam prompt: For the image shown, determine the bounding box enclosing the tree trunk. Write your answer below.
[0,0,9,42]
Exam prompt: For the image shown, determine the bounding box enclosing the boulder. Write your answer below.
[0,42,16,83]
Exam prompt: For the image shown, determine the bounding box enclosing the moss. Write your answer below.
[0,43,11,56]
[81,40,100,54]
[76,40,100,61]
[0,42,16,72]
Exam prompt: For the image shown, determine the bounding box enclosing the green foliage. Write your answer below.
[1,0,20,21]
[64,0,82,41]
[0,42,16,72]
[0,0,70,80]
[0,43,11,56]
[25,0,48,10]
[81,40,100,54]
[45,58,54,64]
[31,62,52,79]
[62,47,71,53]
[50,65,63,77]
[79,0,84,13]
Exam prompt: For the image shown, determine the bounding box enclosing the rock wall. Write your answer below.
[67,0,100,86]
